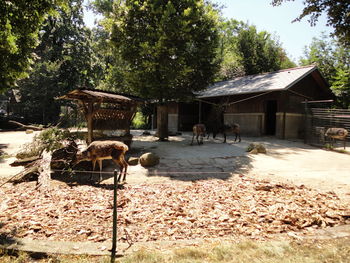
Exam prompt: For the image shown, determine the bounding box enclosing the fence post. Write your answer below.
[111,169,118,262]
[304,101,308,144]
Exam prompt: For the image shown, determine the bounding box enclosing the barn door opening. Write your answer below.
[265,100,277,135]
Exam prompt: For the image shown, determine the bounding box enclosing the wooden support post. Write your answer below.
[87,102,94,144]
[111,169,118,262]
[281,91,289,140]
[282,112,286,139]
[157,104,168,141]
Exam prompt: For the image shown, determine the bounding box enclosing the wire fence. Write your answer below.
[51,169,234,175]
[304,102,350,148]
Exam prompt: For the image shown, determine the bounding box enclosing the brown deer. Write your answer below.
[325,128,348,149]
[73,140,129,183]
[191,124,206,145]
[206,123,241,143]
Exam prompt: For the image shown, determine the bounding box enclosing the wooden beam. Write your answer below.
[87,102,94,144]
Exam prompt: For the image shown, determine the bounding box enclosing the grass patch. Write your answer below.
[117,238,350,263]
[0,248,110,263]
[1,238,349,262]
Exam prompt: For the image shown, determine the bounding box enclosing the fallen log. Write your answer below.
[0,165,40,187]
[8,120,43,131]
[10,156,41,167]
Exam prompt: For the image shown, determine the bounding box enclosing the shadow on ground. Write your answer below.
[52,132,254,185]
[0,222,21,247]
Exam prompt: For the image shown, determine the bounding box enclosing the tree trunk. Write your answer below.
[157,104,168,141]
[37,151,52,191]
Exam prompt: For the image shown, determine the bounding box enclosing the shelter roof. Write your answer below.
[58,89,144,104]
[197,65,323,98]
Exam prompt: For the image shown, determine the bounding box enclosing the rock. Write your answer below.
[250,148,258,154]
[256,144,267,153]
[25,129,34,134]
[247,143,267,154]
[128,157,139,165]
[246,143,255,152]
[139,152,160,167]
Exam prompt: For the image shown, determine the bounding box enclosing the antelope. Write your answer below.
[191,124,206,145]
[73,140,129,183]
[325,128,348,150]
[207,123,241,143]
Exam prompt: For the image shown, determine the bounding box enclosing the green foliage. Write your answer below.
[271,0,350,45]
[131,112,148,129]
[0,0,67,93]
[236,24,295,75]
[37,127,72,152]
[110,0,221,101]
[215,19,246,80]
[216,19,296,81]
[13,0,102,124]
[16,127,72,159]
[300,35,350,108]
[332,67,350,108]
[89,0,114,17]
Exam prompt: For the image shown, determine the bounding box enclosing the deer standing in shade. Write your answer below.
[206,123,241,143]
[191,124,206,145]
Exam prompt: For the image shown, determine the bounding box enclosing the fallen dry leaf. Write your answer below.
[0,176,349,243]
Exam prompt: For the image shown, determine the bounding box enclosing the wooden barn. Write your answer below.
[166,65,334,139]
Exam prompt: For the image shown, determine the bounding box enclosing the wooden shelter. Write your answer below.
[163,65,334,139]
[59,89,143,144]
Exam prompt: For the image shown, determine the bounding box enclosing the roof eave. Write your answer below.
[283,66,317,91]
[197,89,284,99]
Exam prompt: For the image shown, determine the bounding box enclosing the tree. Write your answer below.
[332,67,350,108]
[89,26,131,93]
[215,19,246,81]
[300,35,350,108]
[15,0,101,124]
[111,0,220,139]
[215,19,295,81]
[271,0,350,45]
[81,0,127,93]
[0,0,66,93]
[89,0,114,17]
[236,24,295,75]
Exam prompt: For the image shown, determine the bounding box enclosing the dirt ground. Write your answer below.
[1,130,350,200]
[1,129,350,254]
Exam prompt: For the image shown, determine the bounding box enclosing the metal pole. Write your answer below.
[111,169,118,262]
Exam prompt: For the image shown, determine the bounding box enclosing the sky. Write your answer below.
[216,0,333,63]
[83,0,334,64]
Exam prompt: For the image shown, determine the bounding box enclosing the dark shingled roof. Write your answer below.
[197,65,319,98]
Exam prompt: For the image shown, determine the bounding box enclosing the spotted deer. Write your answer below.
[191,124,206,145]
[74,140,129,183]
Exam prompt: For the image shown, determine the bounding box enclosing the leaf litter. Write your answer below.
[0,175,349,243]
